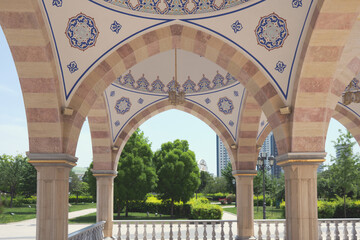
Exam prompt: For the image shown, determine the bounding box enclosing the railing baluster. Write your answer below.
[344,221,349,240]
[186,222,190,240]
[318,222,322,240]
[126,223,130,240]
[275,222,279,240]
[335,221,340,240]
[229,222,233,240]
[212,222,216,240]
[161,223,164,240]
[266,222,271,240]
[195,222,199,240]
[152,223,156,240]
[220,222,224,240]
[170,222,173,240]
[351,221,357,240]
[326,221,331,240]
[258,222,262,240]
[178,223,181,240]
[284,221,286,240]
[117,222,121,240]
[143,223,147,240]
[135,223,139,240]
[203,222,207,240]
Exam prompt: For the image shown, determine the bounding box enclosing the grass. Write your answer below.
[69,212,180,224]
[223,206,283,219]
[0,202,96,224]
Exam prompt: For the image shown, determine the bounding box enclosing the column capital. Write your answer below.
[92,169,118,178]
[27,153,77,168]
[276,152,326,167]
[232,170,257,177]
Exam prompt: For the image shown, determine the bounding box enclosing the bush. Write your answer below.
[69,195,93,203]
[253,195,272,207]
[189,198,223,219]
[318,201,336,218]
[226,194,235,204]
[204,193,229,201]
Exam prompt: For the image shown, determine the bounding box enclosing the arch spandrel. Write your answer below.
[290,0,360,153]
[333,103,360,146]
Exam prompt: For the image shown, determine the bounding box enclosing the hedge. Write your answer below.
[1,195,94,207]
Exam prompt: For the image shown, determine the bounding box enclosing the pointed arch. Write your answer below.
[333,103,360,146]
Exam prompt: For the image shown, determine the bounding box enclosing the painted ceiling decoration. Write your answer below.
[41,0,315,105]
[257,112,268,141]
[101,0,250,15]
[342,73,360,106]
[65,13,99,51]
[114,70,237,94]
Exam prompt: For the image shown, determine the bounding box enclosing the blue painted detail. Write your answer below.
[198,75,211,92]
[183,77,197,93]
[261,120,265,126]
[67,61,78,73]
[122,71,135,88]
[205,98,211,104]
[167,79,180,92]
[292,0,302,8]
[218,97,234,114]
[52,0,62,7]
[212,71,225,89]
[234,91,239,96]
[255,13,288,51]
[229,120,234,126]
[151,77,166,93]
[275,61,287,73]
[115,97,132,114]
[138,98,144,104]
[110,20,122,33]
[115,120,120,126]
[102,0,250,15]
[231,20,243,33]
[110,91,115,97]
[136,75,150,91]
[65,13,99,51]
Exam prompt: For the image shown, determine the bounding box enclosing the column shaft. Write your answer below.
[233,172,256,240]
[95,172,116,238]
[283,163,319,240]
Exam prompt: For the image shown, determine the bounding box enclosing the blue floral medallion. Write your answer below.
[205,98,211,104]
[52,0,62,7]
[66,13,99,51]
[229,120,234,127]
[110,21,122,34]
[115,120,120,126]
[110,91,115,97]
[138,98,144,104]
[234,91,239,97]
[218,97,234,115]
[67,61,78,73]
[231,20,243,33]
[255,13,289,51]
[275,61,287,73]
[115,97,131,114]
[292,0,302,8]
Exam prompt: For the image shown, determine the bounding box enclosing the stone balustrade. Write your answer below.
[68,221,105,240]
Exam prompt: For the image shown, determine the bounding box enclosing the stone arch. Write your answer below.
[332,103,360,146]
[256,123,272,150]
[290,1,360,153]
[0,0,66,154]
[65,24,289,158]
[105,99,237,171]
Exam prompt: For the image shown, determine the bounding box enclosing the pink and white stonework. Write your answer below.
[1,0,360,239]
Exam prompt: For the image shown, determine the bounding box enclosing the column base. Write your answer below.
[235,235,256,240]
[104,237,115,240]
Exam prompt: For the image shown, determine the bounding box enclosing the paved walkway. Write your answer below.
[0,208,96,240]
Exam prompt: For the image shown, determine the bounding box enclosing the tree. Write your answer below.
[0,154,27,208]
[18,160,37,197]
[83,163,96,200]
[114,129,157,217]
[317,168,336,200]
[221,162,235,193]
[197,171,212,194]
[153,139,200,216]
[203,176,228,194]
[330,130,360,217]
[69,171,88,204]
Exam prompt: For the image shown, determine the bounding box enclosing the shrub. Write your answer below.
[205,193,229,201]
[226,194,235,204]
[253,195,272,207]
[69,195,93,203]
[189,198,223,219]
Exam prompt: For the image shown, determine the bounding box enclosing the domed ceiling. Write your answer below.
[104,50,246,143]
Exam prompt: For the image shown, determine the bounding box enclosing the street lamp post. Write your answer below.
[257,152,274,219]
[232,178,236,207]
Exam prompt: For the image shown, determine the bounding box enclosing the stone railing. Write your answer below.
[68,221,105,240]
[113,219,360,240]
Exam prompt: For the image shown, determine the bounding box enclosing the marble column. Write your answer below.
[92,170,117,239]
[27,153,77,240]
[277,152,325,240]
[232,170,257,240]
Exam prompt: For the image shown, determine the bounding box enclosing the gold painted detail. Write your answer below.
[93,174,117,177]
[233,173,257,176]
[277,159,325,166]
[28,160,77,166]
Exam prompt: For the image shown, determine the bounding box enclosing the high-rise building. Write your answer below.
[216,135,231,177]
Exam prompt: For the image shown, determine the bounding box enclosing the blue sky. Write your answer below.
[0,27,358,175]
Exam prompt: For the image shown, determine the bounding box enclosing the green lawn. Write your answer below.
[223,206,283,219]
[0,202,96,224]
[70,212,179,224]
